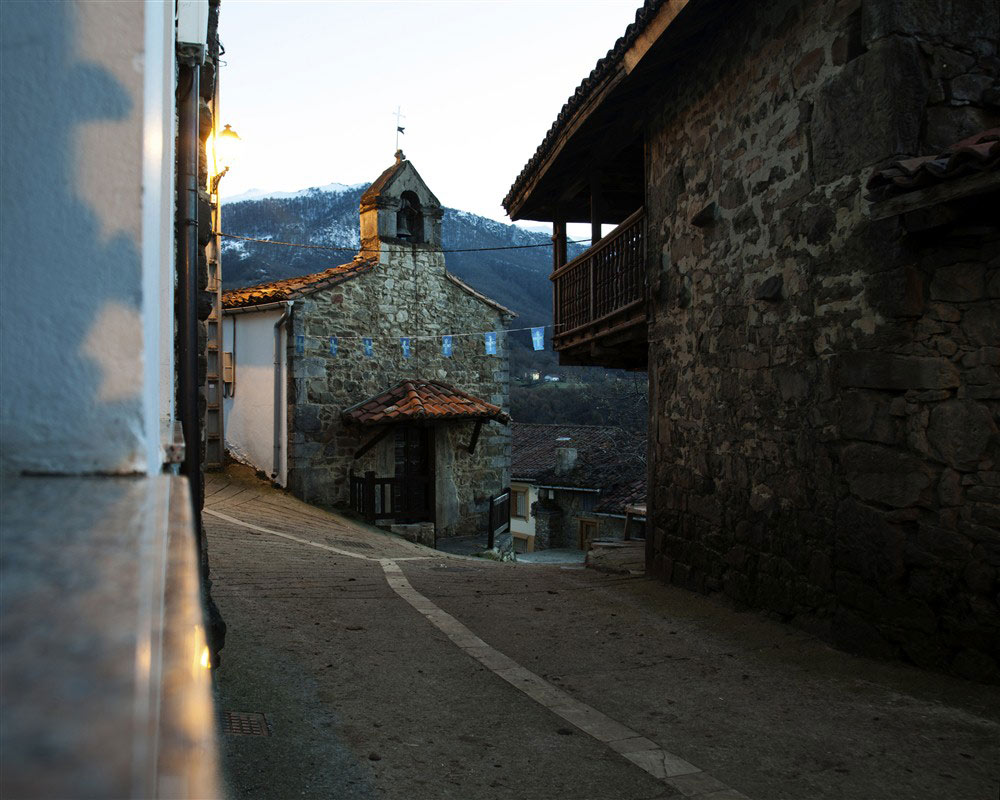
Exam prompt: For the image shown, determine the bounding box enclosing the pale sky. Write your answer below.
[217,0,642,226]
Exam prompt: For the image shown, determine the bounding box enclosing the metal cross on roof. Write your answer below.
[394,106,406,151]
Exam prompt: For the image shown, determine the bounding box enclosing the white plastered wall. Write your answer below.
[0,0,177,476]
[510,482,537,538]
[223,310,287,486]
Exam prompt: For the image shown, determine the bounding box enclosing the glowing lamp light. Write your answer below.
[216,123,241,173]
[210,123,241,192]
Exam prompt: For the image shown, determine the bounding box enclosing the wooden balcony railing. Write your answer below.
[551,208,646,362]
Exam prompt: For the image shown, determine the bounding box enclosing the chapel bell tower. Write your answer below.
[359,150,443,252]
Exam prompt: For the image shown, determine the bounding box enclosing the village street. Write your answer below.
[205,468,999,800]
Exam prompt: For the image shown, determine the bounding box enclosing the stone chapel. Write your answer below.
[222,153,514,540]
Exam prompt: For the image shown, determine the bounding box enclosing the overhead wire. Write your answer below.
[216,231,594,254]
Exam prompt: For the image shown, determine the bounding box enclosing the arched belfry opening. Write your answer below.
[359,154,444,251]
[396,191,423,243]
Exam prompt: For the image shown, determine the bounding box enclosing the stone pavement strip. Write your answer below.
[205,469,1000,800]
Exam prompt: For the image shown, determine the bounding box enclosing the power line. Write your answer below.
[293,323,563,342]
[216,231,593,254]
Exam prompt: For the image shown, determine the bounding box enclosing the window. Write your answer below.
[222,351,234,397]
[512,488,529,520]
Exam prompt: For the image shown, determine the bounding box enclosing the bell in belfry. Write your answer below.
[395,192,422,242]
[396,210,413,240]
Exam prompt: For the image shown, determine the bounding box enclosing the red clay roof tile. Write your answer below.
[867,128,1000,201]
[222,257,377,309]
[342,380,510,426]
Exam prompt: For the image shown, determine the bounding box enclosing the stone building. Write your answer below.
[504,0,1000,679]
[223,154,514,539]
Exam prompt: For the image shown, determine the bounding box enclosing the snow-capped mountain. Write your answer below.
[220,183,580,329]
[221,182,365,205]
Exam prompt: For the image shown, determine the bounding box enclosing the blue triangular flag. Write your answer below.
[329,336,338,356]
[400,337,411,359]
[442,335,453,357]
[363,337,373,358]
[484,332,497,355]
[531,327,545,351]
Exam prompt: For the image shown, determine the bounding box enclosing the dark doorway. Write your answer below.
[393,425,434,522]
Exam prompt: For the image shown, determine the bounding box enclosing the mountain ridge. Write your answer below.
[219,183,573,329]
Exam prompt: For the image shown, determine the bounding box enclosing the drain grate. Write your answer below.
[338,540,373,551]
[221,711,270,737]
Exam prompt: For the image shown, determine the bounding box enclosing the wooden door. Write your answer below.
[393,425,434,522]
[578,519,599,550]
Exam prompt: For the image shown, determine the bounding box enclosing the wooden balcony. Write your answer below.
[551,208,647,369]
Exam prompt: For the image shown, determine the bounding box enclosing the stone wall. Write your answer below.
[286,241,511,538]
[530,490,628,549]
[550,489,621,548]
[645,0,999,679]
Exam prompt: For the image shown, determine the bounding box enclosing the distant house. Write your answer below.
[511,423,645,552]
[223,153,515,540]
[503,0,1000,677]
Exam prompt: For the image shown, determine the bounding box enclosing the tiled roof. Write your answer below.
[503,0,671,212]
[342,380,510,426]
[360,158,407,208]
[595,479,647,515]
[866,128,1000,201]
[512,423,645,494]
[222,257,376,309]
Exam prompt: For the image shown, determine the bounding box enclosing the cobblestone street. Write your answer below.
[206,469,999,800]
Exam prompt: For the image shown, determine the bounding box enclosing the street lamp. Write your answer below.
[211,123,241,192]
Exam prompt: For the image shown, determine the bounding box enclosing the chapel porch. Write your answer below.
[342,379,510,538]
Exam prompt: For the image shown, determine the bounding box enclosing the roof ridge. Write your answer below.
[503,0,669,213]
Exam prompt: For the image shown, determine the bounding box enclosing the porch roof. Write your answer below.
[342,379,510,426]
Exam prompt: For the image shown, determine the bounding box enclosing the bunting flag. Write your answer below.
[256,324,560,359]
[531,327,545,351]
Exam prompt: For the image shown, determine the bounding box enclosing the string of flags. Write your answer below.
[292,324,551,358]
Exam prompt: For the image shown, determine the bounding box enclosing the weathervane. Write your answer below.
[394,106,406,151]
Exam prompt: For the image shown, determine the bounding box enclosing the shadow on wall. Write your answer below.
[0,0,146,474]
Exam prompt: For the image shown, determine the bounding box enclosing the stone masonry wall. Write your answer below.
[547,489,625,549]
[286,241,511,538]
[646,0,999,679]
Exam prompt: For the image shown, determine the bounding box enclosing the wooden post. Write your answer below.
[466,420,483,454]
[590,173,603,248]
[552,213,566,344]
[364,471,376,522]
[487,494,495,550]
[552,215,567,271]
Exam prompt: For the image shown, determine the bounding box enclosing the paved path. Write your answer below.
[205,468,1000,799]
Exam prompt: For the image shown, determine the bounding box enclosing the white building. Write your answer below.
[1,1,221,795]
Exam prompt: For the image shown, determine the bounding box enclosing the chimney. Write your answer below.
[555,446,577,475]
